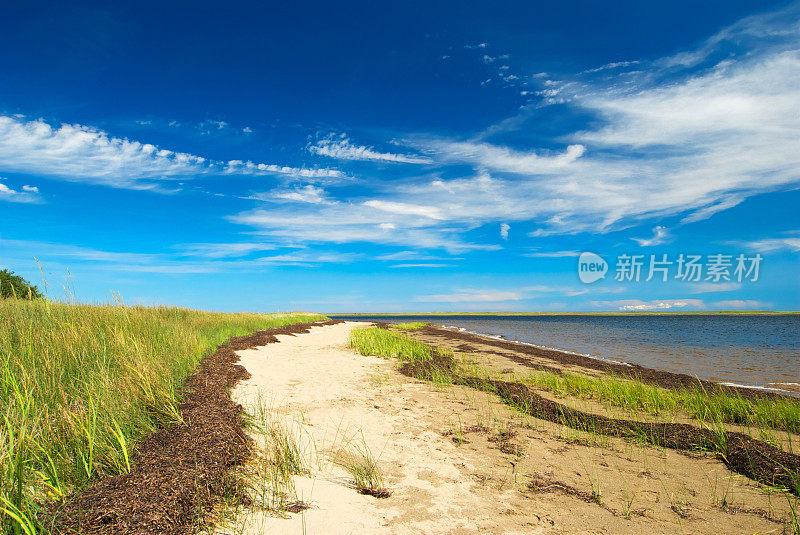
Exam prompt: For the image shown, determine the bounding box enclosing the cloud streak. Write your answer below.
[309,135,431,164]
[0,116,344,190]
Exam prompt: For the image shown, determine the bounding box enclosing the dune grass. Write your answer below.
[330,434,390,498]
[390,322,430,331]
[349,326,437,362]
[0,298,324,533]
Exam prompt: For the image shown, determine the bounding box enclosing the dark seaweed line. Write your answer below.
[43,320,340,535]
[399,355,800,495]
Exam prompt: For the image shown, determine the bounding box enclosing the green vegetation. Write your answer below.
[525,369,800,435]
[391,322,430,331]
[0,270,42,300]
[350,326,436,362]
[241,401,309,516]
[349,326,799,437]
[0,298,324,533]
[331,434,389,498]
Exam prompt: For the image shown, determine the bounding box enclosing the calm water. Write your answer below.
[331,314,800,393]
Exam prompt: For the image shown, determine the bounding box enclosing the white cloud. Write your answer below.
[389,263,452,268]
[223,7,799,250]
[268,185,333,204]
[0,238,356,275]
[522,250,580,258]
[177,242,279,258]
[500,223,510,240]
[223,160,347,181]
[632,226,670,247]
[228,202,499,252]
[592,298,705,311]
[712,299,771,310]
[417,139,585,174]
[581,60,639,74]
[0,115,344,189]
[363,200,445,220]
[736,235,800,253]
[384,13,800,236]
[375,251,441,261]
[309,135,431,164]
[0,179,41,203]
[687,282,742,293]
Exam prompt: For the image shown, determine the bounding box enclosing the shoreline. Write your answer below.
[330,311,800,316]
[427,323,800,397]
[396,322,799,399]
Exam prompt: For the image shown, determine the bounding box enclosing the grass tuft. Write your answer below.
[331,435,390,498]
[350,326,440,362]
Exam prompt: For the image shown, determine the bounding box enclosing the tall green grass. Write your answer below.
[390,322,430,331]
[349,326,435,362]
[525,369,800,435]
[0,298,324,533]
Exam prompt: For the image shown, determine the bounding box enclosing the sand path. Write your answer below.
[220,321,543,534]
[218,322,791,535]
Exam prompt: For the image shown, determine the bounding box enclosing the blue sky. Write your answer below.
[1,0,798,312]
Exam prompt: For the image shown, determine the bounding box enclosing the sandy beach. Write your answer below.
[219,321,797,534]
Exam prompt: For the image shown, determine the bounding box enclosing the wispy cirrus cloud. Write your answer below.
[712,299,772,310]
[176,242,280,258]
[0,116,344,190]
[363,200,445,220]
[0,238,356,275]
[687,282,742,293]
[414,289,524,303]
[380,8,800,237]
[222,6,799,254]
[309,134,431,164]
[735,234,800,253]
[522,250,580,258]
[264,184,335,204]
[632,226,670,247]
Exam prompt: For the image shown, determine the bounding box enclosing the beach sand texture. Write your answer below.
[218,321,795,534]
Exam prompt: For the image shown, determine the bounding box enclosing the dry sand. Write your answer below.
[217,322,794,534]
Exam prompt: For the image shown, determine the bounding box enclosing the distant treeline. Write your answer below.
[0,268,43,299]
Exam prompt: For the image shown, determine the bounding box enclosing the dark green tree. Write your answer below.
[0,269,43,299]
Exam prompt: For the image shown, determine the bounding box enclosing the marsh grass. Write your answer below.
[0,298,324,533]
[390,322,430,331]
[522,368,800,435]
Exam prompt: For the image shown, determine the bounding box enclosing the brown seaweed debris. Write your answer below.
[42,319,341,535]
[399,355,800,495]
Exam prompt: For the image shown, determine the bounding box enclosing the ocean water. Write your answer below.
[331,314,800,393]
